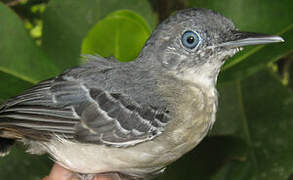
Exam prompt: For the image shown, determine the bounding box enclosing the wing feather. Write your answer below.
[74,87,169,147]
[0,58,170,147]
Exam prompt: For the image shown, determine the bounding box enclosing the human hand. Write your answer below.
[42,163,112,180]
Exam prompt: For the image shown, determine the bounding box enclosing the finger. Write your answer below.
[42,176,50,180]
[47,163,75,180]
[45,163,115,180]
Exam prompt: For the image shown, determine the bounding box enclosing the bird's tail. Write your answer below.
[0,137,15,157]
[0,98,24,156]
[0,104,22,156]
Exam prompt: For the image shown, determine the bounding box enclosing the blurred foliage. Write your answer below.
[0,144,53,180]
[0,2,59,86]
[81,10,151,62]
[0,0,292,180]
[41,0,155,70]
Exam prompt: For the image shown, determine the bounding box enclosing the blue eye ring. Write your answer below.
[181,30,201,49]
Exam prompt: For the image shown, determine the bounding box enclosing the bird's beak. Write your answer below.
[218,31,284,48]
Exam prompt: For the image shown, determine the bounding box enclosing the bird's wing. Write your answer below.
[0,64,169,147]
[0,78,79,140]
[73,86,169,147]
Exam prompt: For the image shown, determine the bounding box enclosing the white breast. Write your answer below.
[41,79,218,178]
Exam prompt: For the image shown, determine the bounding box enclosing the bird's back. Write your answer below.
[0,56,170,155]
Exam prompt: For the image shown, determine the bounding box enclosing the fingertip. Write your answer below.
[45,164,114,180]
[48,163,74,180]
[42,176,50,180]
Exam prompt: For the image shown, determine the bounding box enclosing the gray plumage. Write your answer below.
[0,8,284,180]
[0,56,170,147]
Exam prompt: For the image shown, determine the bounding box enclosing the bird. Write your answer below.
[0,8,284,180]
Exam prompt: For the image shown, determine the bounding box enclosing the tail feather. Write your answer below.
[0,137,15,157]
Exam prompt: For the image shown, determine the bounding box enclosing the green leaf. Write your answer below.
[81,10,151,62]
[0,72,32,103]
[0,144,52,180]
[0,2,60,84]
[212,69,293,179]
[42,0,155,70]
[157,136,248,180]
[187,0,293,82]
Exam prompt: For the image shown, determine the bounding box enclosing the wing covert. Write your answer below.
[73,87,169,147]
[0,65,170,147]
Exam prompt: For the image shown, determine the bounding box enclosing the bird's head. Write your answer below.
[140,8,284,87]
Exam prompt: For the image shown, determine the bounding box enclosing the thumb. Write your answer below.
[43,163,75,180]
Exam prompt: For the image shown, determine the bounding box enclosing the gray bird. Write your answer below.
[0,8,284,180]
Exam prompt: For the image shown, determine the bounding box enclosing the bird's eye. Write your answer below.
[181,31,201,49]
